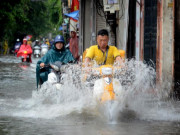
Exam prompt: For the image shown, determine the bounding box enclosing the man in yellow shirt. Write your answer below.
[85,29,123,66]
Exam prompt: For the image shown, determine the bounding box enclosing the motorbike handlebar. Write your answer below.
[41,63,67,73]
[82,65,124,76]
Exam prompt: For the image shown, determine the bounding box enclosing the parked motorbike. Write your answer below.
[33,45,41,58]
[41,43,49,57]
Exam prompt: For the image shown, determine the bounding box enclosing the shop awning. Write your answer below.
[64,10,79,21]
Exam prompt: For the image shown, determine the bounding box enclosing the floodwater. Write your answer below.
[0,55,180,135]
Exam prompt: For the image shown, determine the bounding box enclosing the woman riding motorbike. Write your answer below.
[36,35,75,88]
[17,38,33,62]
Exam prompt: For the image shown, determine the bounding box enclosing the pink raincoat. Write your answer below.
[17,44,33,62]
[69,32,79,60]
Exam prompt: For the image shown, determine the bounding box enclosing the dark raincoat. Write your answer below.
[36,45,74,88]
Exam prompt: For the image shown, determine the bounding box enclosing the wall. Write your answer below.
[79,0,92,54]
[116,0,129,51]
[83,0,92,50]
[161,0,174,91]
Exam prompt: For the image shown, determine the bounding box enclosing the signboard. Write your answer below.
[107,0,118,4]
[103,0,120,13]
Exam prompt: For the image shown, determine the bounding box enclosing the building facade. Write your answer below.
[62,0,179,97]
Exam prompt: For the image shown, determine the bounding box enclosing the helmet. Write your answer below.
[17,39,20,42]
[54,35,64,44]
[23,38,27,41]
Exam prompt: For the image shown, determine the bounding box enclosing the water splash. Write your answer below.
[11,59,180,122]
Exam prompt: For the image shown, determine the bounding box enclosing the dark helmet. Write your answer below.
[54,35,64,44]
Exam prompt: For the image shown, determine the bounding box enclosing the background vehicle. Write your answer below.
[41,43,49,57]
[33,45,41,58]
[20,51,31,62]
[14,39,21,55]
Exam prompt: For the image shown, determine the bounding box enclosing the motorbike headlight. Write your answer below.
[101,67,113,75]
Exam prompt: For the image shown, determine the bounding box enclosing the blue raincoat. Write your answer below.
[36,45,74,88]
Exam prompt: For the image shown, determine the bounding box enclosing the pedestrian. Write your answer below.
[69,30,79,61]
[3,40,8,55]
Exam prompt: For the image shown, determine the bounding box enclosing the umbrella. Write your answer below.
[64,10,79,21]
[26,35,32,40]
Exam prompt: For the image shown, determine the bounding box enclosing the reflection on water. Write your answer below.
[0,55,180,135]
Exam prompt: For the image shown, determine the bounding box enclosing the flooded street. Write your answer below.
[0,55,180,135]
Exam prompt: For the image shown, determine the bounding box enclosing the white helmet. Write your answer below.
[17,39,20,42]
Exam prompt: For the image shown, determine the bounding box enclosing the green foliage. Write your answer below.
[0,0,63,47]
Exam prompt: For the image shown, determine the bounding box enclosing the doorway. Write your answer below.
[127,0,136,59]
[144,0,157,67]
[174,0,180,98]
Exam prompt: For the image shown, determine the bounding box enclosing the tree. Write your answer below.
[0,0,63,47]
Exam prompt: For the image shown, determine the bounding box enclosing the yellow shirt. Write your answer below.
[85,45,120,65]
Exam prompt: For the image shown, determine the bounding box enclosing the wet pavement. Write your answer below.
[0,55,180,135]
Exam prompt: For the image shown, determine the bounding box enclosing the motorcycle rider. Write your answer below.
[45,38,50,47]
[84,29,125,103]
[14,38,22,55]
[17,38,33,62]
[84,29,123,67]
[36,35,75,87]
[34,39,40,47]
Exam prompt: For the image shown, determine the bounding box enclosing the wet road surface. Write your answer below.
[0,55,180,135]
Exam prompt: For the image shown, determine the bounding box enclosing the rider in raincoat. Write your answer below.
[36,35,75,88]
[17,38,33,62]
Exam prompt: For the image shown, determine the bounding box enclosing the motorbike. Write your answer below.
[81,48,126,120]
[33,45,41,58]
[82,65,125,121]
[41,43,49,57]
[14,43,21,55]
[38,62,66,89]
[82,49,125,103]
[20,50,32,63]
[83,65,123,103]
